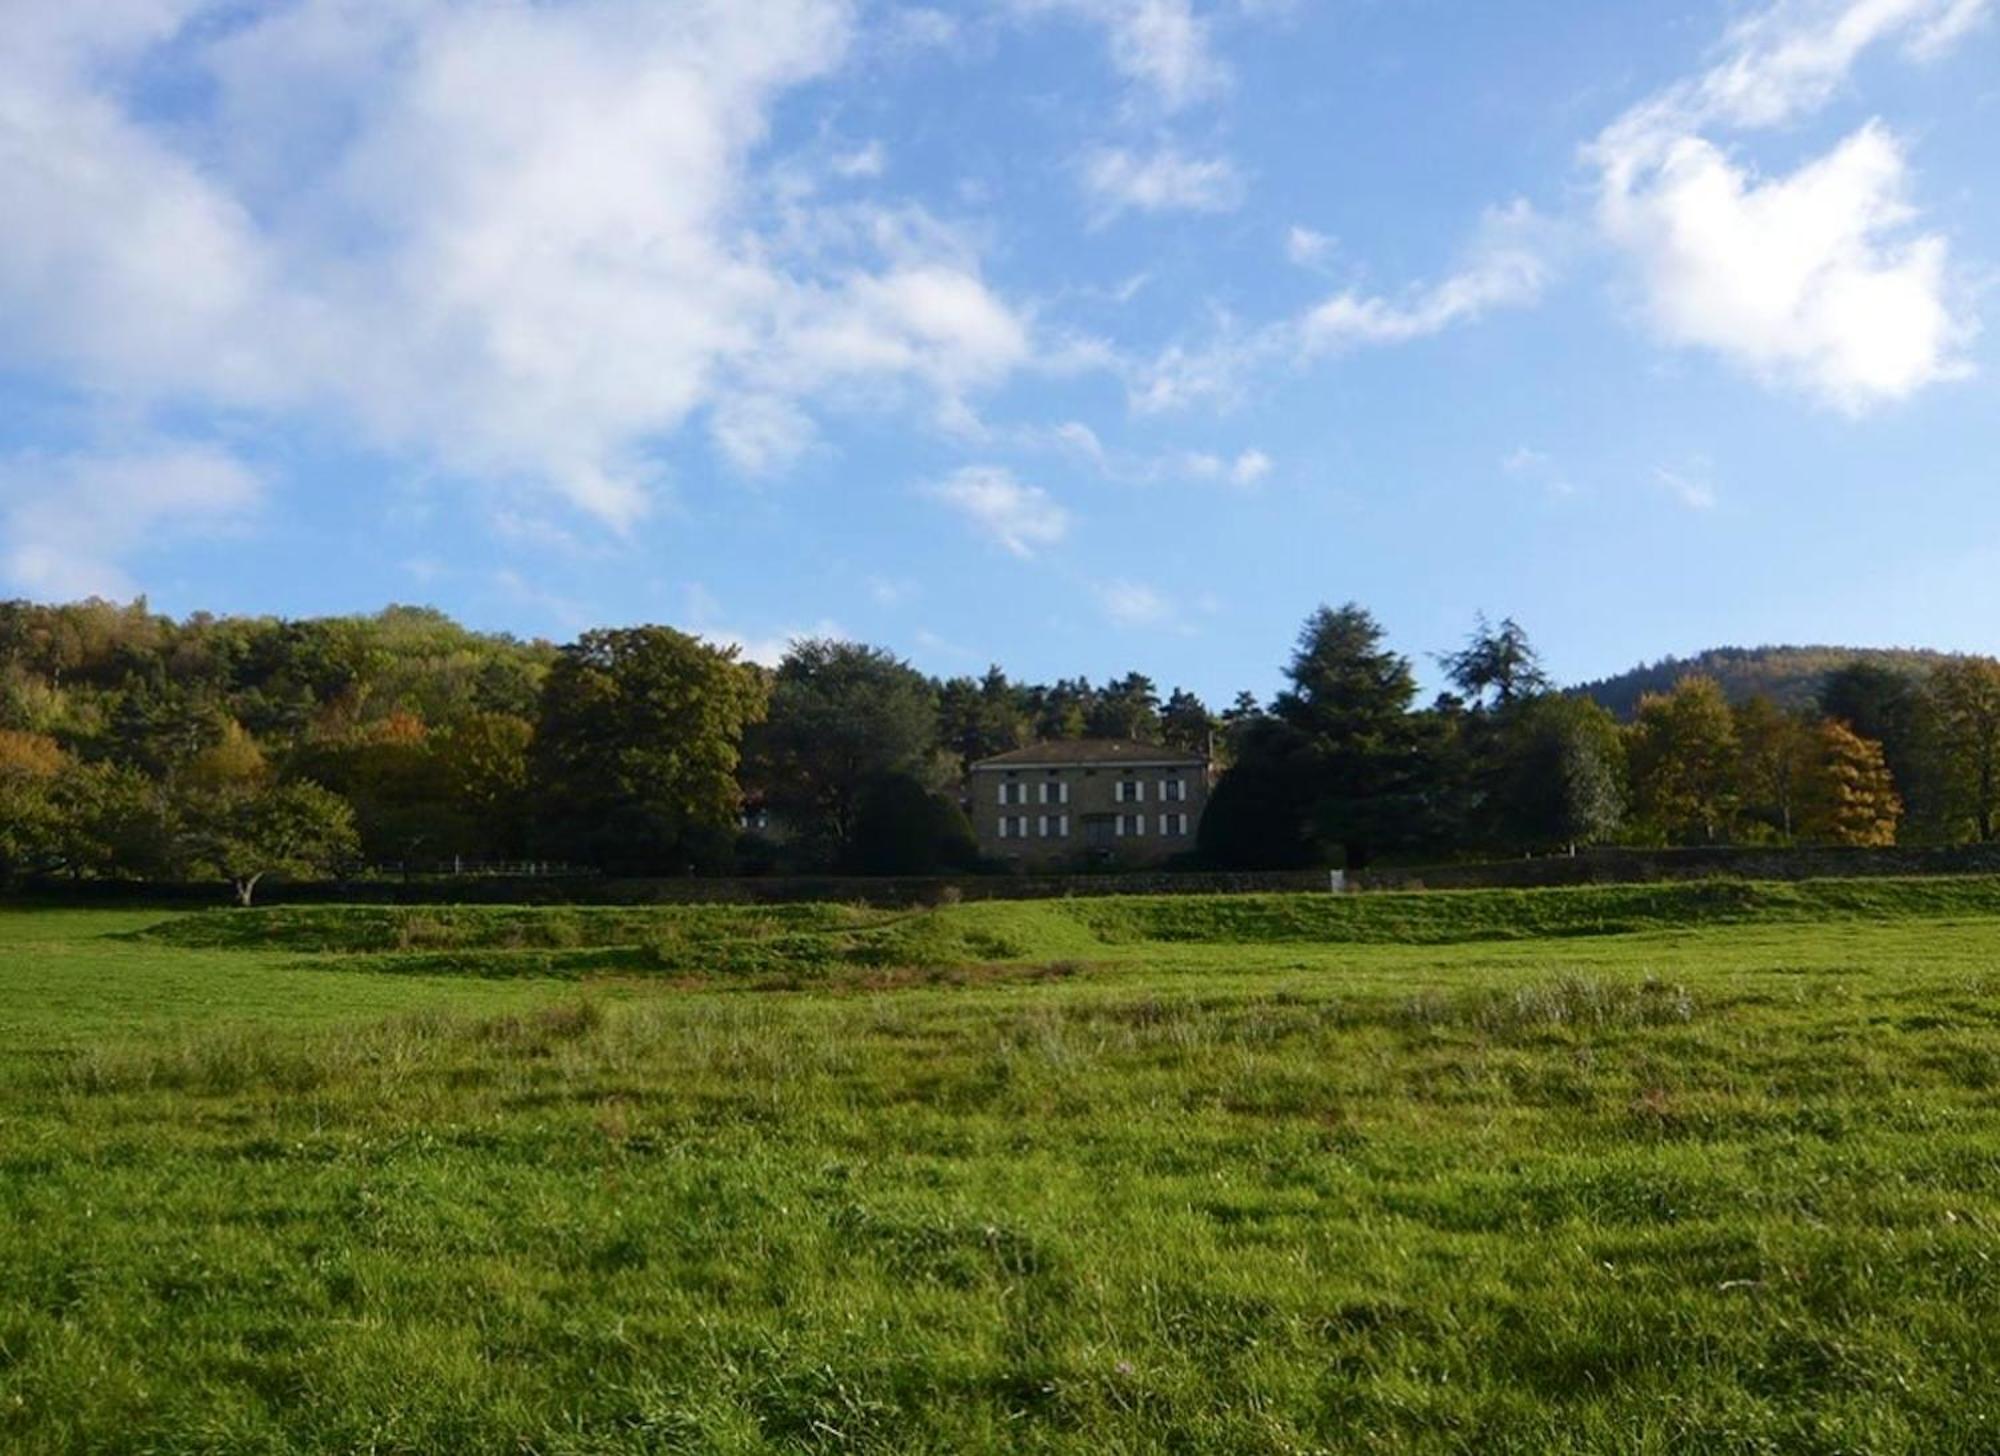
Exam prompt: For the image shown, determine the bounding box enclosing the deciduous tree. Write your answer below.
[745,639,936,868]
[1800,720,1902,847]
[180,780,360,905]
[532,627,767,873]
[1627,677,1738,843]
[1930,658,2000,843]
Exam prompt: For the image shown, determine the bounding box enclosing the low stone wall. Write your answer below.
[19,845,2000,908]
[1357,844,2000,892]
[8,868,1335,909]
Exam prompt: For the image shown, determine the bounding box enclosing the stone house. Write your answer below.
[969,739,1211,866]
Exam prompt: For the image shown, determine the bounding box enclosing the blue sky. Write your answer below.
[1,0,1995,703]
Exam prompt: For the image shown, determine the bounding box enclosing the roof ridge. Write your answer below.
[973,738,1208,767]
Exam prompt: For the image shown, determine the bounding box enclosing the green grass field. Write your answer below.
[7,881,2000,1453]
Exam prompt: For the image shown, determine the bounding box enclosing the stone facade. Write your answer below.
[968,740,1211,866]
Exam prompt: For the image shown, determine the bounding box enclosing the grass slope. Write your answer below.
[7,887,2000,1451]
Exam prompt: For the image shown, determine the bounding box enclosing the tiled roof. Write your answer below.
[972,739,1207,768]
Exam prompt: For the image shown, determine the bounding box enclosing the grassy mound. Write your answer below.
[1068,875,2000,946]
[132,874,2000,982]
[139,901,1074,982]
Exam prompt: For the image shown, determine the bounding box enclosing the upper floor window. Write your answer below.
[1116,779,1146,803]
[1161,777,1187,802]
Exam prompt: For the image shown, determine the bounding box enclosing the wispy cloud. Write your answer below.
[924,466,1071,557]
[1098,578,1173,627]
[1502,446,1577,499]
[0,444,261,599]
[1027,420,1271,488]
[1301,202,1552,352]
[1081,146,1245,219]
[1654,465,1719,511]
[1017,0,1229,111]
[1131,201,1556,411]
[1285,225,1333,266]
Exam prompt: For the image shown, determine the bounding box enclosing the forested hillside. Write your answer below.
[1578,646,1952,718]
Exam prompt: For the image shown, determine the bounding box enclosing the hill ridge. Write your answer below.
[1573,643,1961,719]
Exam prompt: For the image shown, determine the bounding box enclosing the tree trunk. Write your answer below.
[233,871,264,908]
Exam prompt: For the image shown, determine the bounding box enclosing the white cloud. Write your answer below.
[867,575,917,607]
[883,8,962,53]
[0,1,1042,533]
[1683,0,1994,129]
[1081,146,1244,219]
[925,466,1071,557]
[1502,446,1577,498]
[709,394,819,476]
[1022,420,1270,487]
[682,582,842,667]
[1098,578,1172,626]
[1285,225,1332,266]
[1019,0,1228,110]
[1228,447,1273,486]
[1589,0,1982,410]
[1602,124,1966,409]
[1130,204,1554,411]
[0,444,261,599]
[1181,447,1272,486]
[1129,333,1264,413]
[1655,465,1719,511]
[719,620,846,669]
[1301,202,1552,352]
[832,141,887,179]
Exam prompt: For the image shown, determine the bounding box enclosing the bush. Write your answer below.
[847,774,980,876]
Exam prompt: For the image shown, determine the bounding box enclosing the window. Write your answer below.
[1036,815,1072,839]
[1038,780,1070,805]
[998,780,1027,806]
[1115,813,1145,837]
[1116,778,1146,804]
[1162,778,1186,802]
[998,815,1030,839]
[1165,812,1190,837]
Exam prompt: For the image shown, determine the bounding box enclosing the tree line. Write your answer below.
[2,597,1995,897]
[0,600,1236,896]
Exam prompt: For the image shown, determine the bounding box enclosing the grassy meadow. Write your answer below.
[7,881,2000,1452]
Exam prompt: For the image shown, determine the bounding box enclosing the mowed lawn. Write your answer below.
[6,885,2000,1453]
